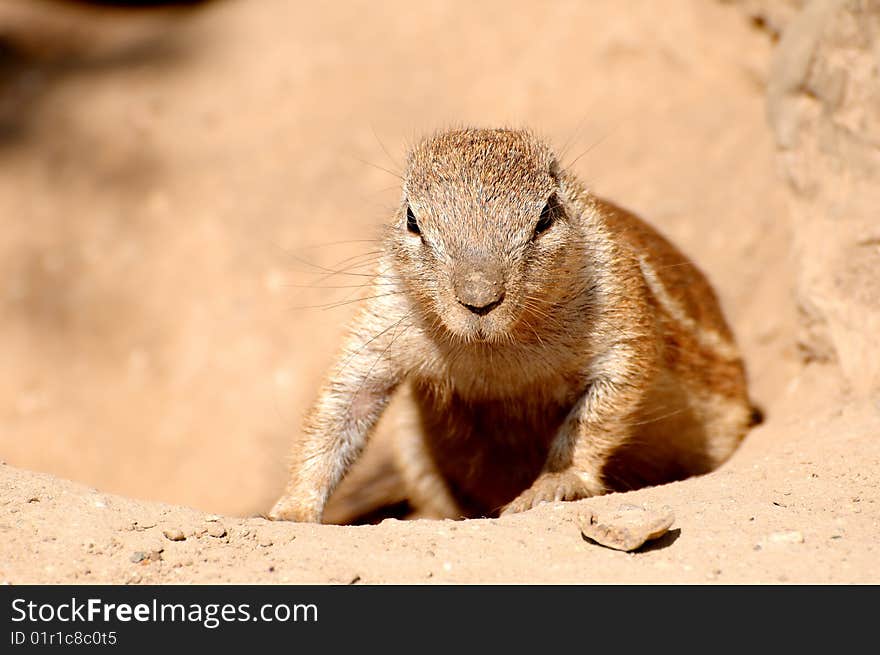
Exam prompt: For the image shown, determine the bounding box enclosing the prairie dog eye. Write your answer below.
[534,196,557,237]
[406,205,421,235]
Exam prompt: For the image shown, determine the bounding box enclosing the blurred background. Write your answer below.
[0,0,801,516]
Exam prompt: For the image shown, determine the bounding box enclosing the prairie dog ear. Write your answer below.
[548,156,561,182]
[533,194,561,239]
[405,204,421,235]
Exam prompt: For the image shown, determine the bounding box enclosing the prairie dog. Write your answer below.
[270,128,756,522]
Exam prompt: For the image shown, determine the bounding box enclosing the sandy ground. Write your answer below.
[0,0,877,583]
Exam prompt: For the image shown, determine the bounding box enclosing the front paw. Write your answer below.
[268,493,322,523]
[501,471,601,516]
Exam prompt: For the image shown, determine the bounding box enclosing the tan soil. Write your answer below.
[0,0,877,584]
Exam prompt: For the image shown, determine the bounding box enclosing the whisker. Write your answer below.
[371,124,402,173]
[282,238,384,253]
[556,112,593,162]
[351,314,414,409]
[338,310,414,377]
[562,125,618,175]
[350,155,403,180]
[283,281,395,290]
[286,255,403,281]
[320,292,406,311]
[307,252,386,287]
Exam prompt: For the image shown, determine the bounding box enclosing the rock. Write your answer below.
[257,534,273,547]
[206,523,227,538]
[147,548,164,562]
[162,528,186,542]
[579,504,675,552]
[765,0,880,396]
[131,548,163,564]
[766,530,804,544]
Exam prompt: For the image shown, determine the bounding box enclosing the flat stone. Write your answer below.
[580,504,675,552]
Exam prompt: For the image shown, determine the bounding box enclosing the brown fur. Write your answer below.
[269,128,755,522]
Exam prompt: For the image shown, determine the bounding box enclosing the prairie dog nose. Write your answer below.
[454,267,505,315]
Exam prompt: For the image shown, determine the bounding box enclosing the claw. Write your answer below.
[501,471,601,516]
[268,495,321,523]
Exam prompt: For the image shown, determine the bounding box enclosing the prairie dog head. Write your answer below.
[390,128,585,344]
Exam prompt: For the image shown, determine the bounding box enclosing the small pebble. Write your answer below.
[766,530,804,544]
[130,551,146,563]
[258,535,273,547]
[206,523,227,538]
[163,528,186,542]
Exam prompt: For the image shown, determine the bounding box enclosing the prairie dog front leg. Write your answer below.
[269,298,408,523]
[502,336,658,514]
